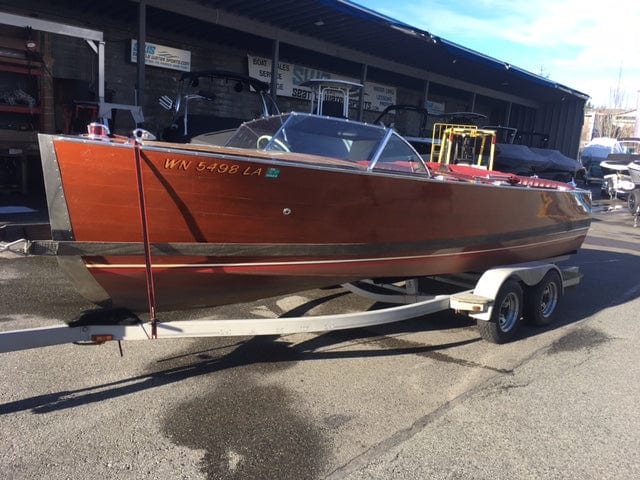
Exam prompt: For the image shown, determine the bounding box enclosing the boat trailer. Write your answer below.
[0,244,581,353]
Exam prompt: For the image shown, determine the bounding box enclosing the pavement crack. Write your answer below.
[322,384,479,480]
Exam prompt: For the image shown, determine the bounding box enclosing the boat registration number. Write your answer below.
[163,158,265,177]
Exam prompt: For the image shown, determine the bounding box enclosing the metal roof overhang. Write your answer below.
[141,0,589,107]
[0,10,102,41]
[0,0,588,106]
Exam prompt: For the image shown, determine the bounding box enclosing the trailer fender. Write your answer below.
[471,263,562,321]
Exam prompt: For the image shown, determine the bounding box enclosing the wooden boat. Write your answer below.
[37,85,591,313]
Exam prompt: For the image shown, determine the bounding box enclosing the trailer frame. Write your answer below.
[0,257,581,353]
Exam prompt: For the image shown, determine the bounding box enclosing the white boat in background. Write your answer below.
[628,159,640,185]
[599,138,640,199]
[624,140,640,215]
[580,137,623,185]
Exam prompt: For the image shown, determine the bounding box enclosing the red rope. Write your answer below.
[133,141,158,338]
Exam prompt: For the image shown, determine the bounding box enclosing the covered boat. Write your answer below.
[36,82,591,313]
[493,144,584,182]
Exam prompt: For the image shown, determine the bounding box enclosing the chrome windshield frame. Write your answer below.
[247,112,430,176]
[367,128,395,171]
[262,112,295,150]
[367,129,430,175]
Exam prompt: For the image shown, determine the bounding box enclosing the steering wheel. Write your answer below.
[257,135,290,152]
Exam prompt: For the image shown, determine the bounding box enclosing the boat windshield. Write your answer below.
[226,112,428,173]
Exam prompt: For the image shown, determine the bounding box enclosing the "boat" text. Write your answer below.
[163,158,263,176]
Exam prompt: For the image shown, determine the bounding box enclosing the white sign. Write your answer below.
[131,40,191,72]
[247,55,396,112]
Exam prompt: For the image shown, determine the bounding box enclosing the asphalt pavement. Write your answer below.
[1,192,639,480]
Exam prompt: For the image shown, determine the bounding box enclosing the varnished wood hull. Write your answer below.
[39,134,591,311]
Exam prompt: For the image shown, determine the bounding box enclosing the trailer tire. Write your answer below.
[477,279,522,344]
[523,270,562,327]
[628,190,640,215]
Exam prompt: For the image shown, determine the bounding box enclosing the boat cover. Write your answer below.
[580,137,624,161]
[494,144,582,178]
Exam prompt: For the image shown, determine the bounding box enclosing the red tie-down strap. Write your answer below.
[133,141,158,338]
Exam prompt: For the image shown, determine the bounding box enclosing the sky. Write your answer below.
[358,0,640,109]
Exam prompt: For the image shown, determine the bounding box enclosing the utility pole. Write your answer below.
[633,90,640,138]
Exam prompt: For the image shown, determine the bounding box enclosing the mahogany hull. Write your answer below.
[38,134,591,311]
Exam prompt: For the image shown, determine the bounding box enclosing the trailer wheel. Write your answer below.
[524,270,562,327]
[477,279,522,344]
[628,190,640,215]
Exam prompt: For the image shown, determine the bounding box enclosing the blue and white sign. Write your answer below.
[131,40,191,72]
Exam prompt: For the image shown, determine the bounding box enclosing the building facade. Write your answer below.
[0,0,589,196]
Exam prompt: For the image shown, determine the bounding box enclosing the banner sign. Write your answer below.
[247,55,396,112]
[131,40,191,72]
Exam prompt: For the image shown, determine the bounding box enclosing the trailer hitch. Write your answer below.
[0,238,30,257]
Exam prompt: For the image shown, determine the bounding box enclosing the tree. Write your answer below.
[596,111,618,138]
[609,65,626,109]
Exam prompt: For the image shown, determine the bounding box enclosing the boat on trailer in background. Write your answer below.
[597,138,640,203]
[1,79,592,349]
[622,140,640,220]
[158,69,279,145]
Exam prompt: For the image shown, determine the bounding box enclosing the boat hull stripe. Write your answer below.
[39,222,590,259]
[82,232,587,269]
